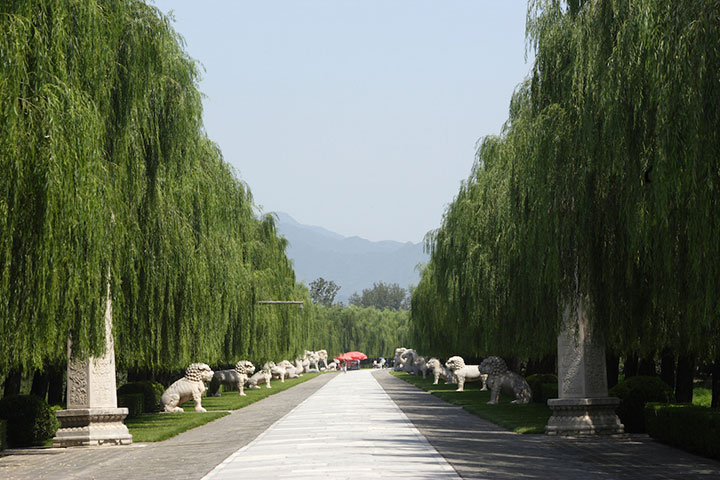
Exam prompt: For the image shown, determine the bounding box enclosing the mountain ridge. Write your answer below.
[273,212,428,304]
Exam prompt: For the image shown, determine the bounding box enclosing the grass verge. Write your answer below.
[125,411,228,442]
[126,371,329,442]
[390,371,551,434]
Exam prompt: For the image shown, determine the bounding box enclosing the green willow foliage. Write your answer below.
[0,0,322,373]
[306,305,409,360]
[411,0,720,361]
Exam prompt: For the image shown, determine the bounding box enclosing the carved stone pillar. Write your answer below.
[545,296,624,435]
[53,284,132,446]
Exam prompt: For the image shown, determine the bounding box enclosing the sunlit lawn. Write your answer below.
[391,371,551,434]
[693,387,712,408]
[125,371,329,442]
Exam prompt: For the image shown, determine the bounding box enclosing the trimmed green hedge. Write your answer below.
[118,393,144,418]
[645,403,720,460]
[609,376,672,433]
[117,381,165,413]
[0,419,6,451]
[0,395,59,447]
[526,374,558,404]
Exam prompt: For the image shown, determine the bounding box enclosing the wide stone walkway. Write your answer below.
[203,369,458,479]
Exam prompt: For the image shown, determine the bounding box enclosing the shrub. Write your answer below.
[609,376,672,433]
[645,403,720,460]
[118,393,144,418]
[0,419,6,451]
[0,395,60,447]
[117,381,165,413]
[526,374,558,403]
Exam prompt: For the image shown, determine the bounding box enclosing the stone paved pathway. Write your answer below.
[203,369,458,479]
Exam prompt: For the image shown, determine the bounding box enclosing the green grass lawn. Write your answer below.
[391,371,551,434]
[125,371,329,442]
[125,411,229,442]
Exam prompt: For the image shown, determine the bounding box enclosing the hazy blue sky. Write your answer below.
[152,1,532,242]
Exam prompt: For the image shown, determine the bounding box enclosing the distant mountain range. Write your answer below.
[273,212,429,304]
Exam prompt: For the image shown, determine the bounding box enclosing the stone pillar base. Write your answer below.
[53,408,132,447]
[545,397,624,435]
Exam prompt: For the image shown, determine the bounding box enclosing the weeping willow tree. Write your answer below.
[0,0,319,378]
[411,0,720,372]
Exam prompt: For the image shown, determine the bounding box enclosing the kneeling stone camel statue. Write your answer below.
[478,356,532,404]
[162,363,214,412]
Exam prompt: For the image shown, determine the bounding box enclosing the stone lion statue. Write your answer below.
[478,356,532,404]
[247,365,272,389]
[427,358,454,385]
[326,361,338,371]
[400,349,418,374]
[234,360,255,396]
[445,356,487,392]
[162,363,214,412]
[393,347,408,371]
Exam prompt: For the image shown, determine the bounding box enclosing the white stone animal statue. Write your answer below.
[393,347,408,371]
[413,355,429,378]
[316,349,329,369]
[162,363,214,412]
[304,350,321,371]
[326,361,338,371]
[400,349,418,374]
[278,360,300,379]
[427,358,454,385]
[445,356,488,392]
[294,358,306,375]
[247,365,272,389]
[478,356,532,404]
[269,362,289,382]
[234,360,255,396]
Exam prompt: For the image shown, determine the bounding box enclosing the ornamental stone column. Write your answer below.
[53,283,132,446]
[545,295,624,435]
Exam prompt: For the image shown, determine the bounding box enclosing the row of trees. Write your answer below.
[0,0,325,386]
[410,0,719,405]
[0,1,411,399]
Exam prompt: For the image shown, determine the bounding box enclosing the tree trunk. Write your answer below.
[30,368,50,399]
[638,356,656,376]
[47,364,65,406]
[712,355,720,410]
[2,369,22,397]
[660,348,675,389]
[675,354,695,403]
[606,352,619,389]
[624,354,638,378]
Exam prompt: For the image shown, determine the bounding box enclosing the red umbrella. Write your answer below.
[334,351,368,362]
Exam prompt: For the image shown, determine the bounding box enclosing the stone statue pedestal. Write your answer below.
[53,286,132,447]
[545,297,624,435]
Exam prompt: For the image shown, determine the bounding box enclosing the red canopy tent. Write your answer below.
[334,351,367,362]
[334,351,367,370]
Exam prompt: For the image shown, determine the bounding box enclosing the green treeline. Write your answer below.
[410,0,720,369]
[307,305,409,359]
[0,0,407,381]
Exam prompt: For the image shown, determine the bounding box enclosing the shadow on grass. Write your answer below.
[390,371,551,434]
[127,372,330,442]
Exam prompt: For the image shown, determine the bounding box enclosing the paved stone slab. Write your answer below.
[203,369,459,480]
[374,370,720,480]
[0,373,336,480]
